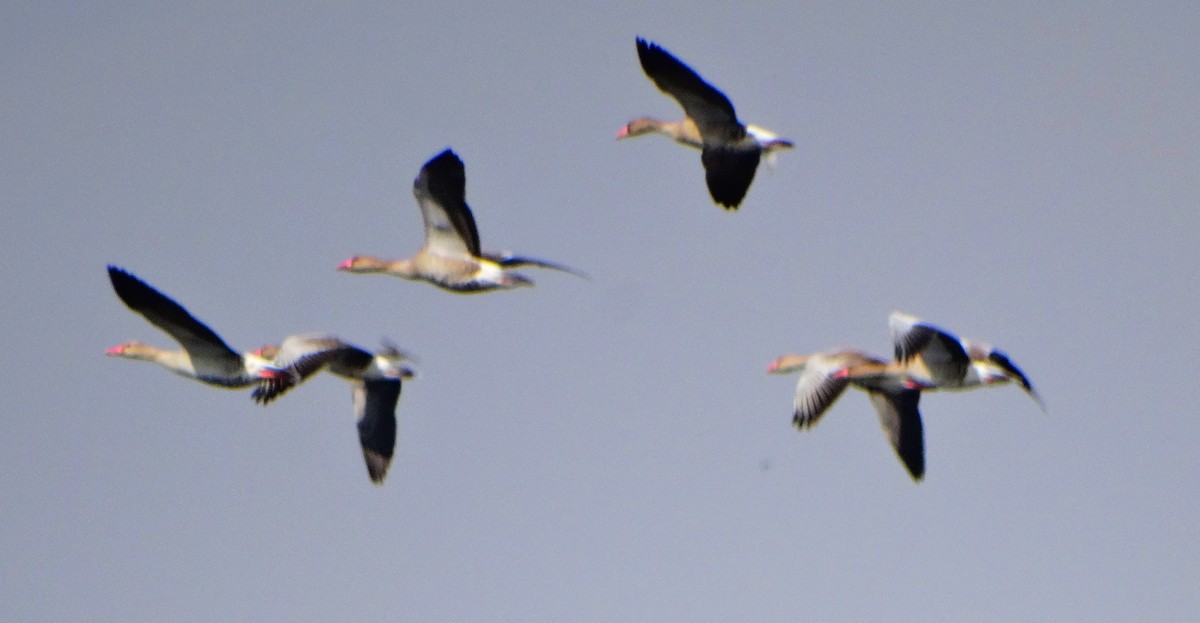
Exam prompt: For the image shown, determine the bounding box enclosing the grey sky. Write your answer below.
[2,3,1198,621]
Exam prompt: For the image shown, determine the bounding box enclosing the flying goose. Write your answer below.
[338,148,583,293]
[105,265,279,388]
[618,37,793,210]
[767,350,932,480]
[889,311,1043,408]
[252,334,415,484]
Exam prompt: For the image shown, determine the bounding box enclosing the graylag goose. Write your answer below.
[619,37,793,210]
[106,265,278,388]
[338,148,583,293]
[251,334,415,484]
[768,350,933,481]
[889,311,1043,409]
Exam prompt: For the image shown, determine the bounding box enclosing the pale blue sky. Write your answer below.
[2,3,1198,621]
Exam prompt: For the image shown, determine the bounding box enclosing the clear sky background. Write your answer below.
[3,3,1197,621]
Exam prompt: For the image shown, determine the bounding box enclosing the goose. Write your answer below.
[338,148,583,293]
[105,265,280,388]
[767,350,933,480]
[889,311,1043,408]
[252,334,415,484]
[618,37,793,210]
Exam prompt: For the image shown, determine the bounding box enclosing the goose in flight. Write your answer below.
[767,349,932,481]
[105,265,278,388]
[618,37,793,210]
[252,334,415,484]
[889,311,1043,409]
[338,148,584,293]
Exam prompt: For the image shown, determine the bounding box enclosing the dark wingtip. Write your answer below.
[635,37,674,76]
[792,410,816,430]
[419,148,465,185]
[417,148,469,211]
[896,445,925,481]
[707,175,749,209]
[107,265,133,299]
[106,265,161,311]
[636,37,668,58]
[106,264,134,287]
[702,146,759,210]
[987,350,1039,401]
[1021,382,1047,412]
[891,391,925,482]
[363,449,392,485]
[429,147,461,167]
[250,385,271,405]
[251,377,292,405]
[250,385,275,405]
[712,192,745,210]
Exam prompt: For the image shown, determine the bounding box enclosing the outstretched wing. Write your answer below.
[889,311,969,382]
[635,38,744,143]
[791,354,852,429]
[987,350,1044,409]
[413,149,481,258]
[107,265,243,373]
[869,389,925,481]
[353,379,402,484]
[701,145,760,209]
[253,334,352,404]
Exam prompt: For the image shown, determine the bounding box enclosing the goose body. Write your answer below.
[339,148,583,293]
[619,38,793,210]
[106,266,276,388]
[768,350,931,480]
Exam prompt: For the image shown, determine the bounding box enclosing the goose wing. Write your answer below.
[253,334,356,404]
[987,349,1044,408]
[413,149,481,258]
[868,389,925,481]
[635,38,744,143]
[889,312,969,382]
[791,354,853,429]
[701,146,760,209]
[353,379,402,484]
[107,266,243,374]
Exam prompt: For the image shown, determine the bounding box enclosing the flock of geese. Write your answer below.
[105,38,1041,485]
